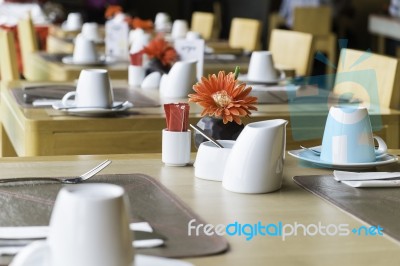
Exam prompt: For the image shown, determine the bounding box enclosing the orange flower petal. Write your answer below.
[187,70,258,124]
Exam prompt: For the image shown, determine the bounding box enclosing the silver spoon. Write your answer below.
[300,145,320,155]
[56,101,129,110]
[0,159,111,184]
[190,124,224,148]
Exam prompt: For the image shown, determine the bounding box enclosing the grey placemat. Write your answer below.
[293,175,400,242]
[0,174,229,258]
[204,54,250,65]
[12,86,160,108]
[39,53,69,63]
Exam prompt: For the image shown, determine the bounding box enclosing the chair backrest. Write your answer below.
[228,17,261,52]
[292,6,332,36]
[268,29,314,76]
[17,16,38,78]
[190,11,215,40]
[333,48,400,109]
[0,29,19,82]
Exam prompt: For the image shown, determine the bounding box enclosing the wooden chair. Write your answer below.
[0,29,19,157]
[268,29,314,76]
[0,30,19,82]
[190,11,215,40]
[228,17,262,52]
[17,16,39,80]
[292,6,336,74]
[333,48,400,109]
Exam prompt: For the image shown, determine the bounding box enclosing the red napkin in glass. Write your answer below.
[129,51,143,66]
[164,103,189,132]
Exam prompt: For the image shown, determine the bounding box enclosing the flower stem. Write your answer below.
[234,66,240,80]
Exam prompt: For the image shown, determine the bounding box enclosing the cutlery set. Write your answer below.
[0,223,165,256]
[333,170,400,188]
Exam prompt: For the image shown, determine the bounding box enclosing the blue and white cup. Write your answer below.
[320,106,387,164]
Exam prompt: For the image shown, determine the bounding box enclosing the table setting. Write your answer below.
[0,56,400,263]
[288,105,398,171]
[9,69,162,118]
[0,158,229,266]
[2,4,400,265]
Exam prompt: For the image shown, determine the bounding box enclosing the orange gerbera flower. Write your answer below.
[105,5,123,19]
[188,71,258,124]
[130,17,154,31]
[141,37,178,67]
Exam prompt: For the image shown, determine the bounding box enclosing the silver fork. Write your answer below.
[0,159,111,184]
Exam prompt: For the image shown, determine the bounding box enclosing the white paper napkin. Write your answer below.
[0,222,163,255]
[341,180,400,188]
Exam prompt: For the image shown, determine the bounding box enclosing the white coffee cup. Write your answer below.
[128,65,146,87]
[186,31,202,40]
[154,12,171,32]
[63,12,83,31]
[73,33,98,64]
[81,22,102,42]
[10,184,134,266]
[162,129,191,166]
[159,60,197,98]
[62,69,114,108]
[171,20,189,39]
[247,51,284,82]
[320,106,387,164]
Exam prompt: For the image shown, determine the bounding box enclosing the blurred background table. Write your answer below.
[25,52,129,81]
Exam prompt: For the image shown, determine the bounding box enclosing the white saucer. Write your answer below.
[302,145,387,159]
[61,22,81,32]
[288,148,398,170]
[71,37,104,45]
[238,74,284,85]
[52,101,133,116]
[10,241,193,266]
[61,55,114,66]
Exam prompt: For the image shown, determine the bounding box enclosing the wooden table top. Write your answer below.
[0,152,399,266]
[25,52,130,81]
[1,80,400,157]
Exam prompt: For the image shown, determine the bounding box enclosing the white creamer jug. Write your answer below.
[222,119,288,193]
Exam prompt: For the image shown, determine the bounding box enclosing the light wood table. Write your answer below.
[24,52,129,81]
[48,24,80,40]
[1,80,400,157]
[0,153,399,266]
[46,34,106,55]
[46,24,106,54]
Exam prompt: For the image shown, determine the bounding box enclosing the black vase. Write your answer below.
[145,59,170,75]
[194,116,245,149]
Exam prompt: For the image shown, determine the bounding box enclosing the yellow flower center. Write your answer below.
[212,90,232,108]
